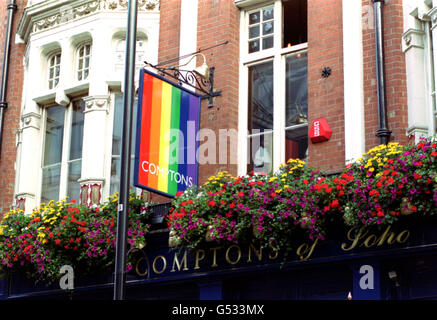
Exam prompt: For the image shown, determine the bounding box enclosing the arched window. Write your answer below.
[77,43,92,81]
[48,51,61,89]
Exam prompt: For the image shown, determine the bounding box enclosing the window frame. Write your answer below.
[238,0,308,175]
[76,42,92,82]
[47,51,61,90]
[39,98,85,203]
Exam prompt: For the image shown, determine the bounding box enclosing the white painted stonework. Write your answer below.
[14,0,160,213]
[403,0,437,142]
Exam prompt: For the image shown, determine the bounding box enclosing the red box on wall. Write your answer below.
[309,118,332,143]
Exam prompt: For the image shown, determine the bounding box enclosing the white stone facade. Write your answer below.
[402,0,437,142]
[14,0,160,214]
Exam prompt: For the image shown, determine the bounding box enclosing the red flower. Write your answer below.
[208,200,216,207]
[303,179,309,184]
[181,201,187,206]
[330,199,339,208]
[238,191,245,197]
[229,203,236,209]
[414,172,422,180]
[71,199,76,203]
[220,200,227,205]
[175,191,184,197]
[431,152,437,157]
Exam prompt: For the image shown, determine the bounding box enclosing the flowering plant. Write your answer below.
[0,193,152,283]
[341,138,437,227]
[167,138,437,253]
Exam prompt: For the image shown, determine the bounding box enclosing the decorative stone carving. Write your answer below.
[21,112,41,130]
[31,0,159,34]
[83,95,110,113]
[78,179,104,207]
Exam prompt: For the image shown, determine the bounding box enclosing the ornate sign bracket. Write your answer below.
[143,61,221,108]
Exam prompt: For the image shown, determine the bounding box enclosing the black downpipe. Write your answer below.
[372,0,392,145]
[0,0,17,158]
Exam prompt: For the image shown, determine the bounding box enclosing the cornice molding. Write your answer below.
[18,0,160,42]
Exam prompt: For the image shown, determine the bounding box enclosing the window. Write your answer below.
[248,6,275,53]
[240,0,308,174]
[110,93,138,195]
[114,37,146,75]
[41,99,85,203]
[48,52,61,89]
[77,43,91,81]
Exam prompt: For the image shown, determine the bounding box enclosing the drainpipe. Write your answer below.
[372,0,391,145]
[0,0,17,158]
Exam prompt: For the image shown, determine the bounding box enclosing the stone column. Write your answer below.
[15,43,42,214]
[402,7,429,143]
[78,26,112,207]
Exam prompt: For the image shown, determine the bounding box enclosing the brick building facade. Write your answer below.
[0,0,434,214]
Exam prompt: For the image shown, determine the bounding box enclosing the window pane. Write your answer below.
[41,164,61,204]
[285,126,308,161]
[249,11,260,24]
[262,36,274,50]
[247,132,273,175]
[84,70,89,80]
[79,47,84,56]
[67,159,81,201]
[263,7,274,21]
[55,66,60,77]
[78,72,82,81]
[86,45,91,56]
[262,21,274,35]
[44,106,65,166]
[249,40,260,53]
[286,51,308,126]
[69,100,85,160]
[49,80,53,90]
[249,26,260,39]
[85,57,89,68]
[111,94,139,194]
[56,54,61,65]
[248,61,273,131]
[110,157,135,195]
[283,0,307,48]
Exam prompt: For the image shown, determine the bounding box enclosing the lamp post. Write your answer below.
[113,0,138,300]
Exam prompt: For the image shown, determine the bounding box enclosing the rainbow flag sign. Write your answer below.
[134,69,201,197]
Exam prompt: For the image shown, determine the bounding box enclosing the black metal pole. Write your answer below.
[0,0,17,158]
[114,0,137,300]
[372,0,391,145]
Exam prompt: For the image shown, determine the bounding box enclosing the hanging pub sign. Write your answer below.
[134,69,201,197]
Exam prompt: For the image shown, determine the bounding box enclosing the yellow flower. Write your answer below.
[275,189,282,193]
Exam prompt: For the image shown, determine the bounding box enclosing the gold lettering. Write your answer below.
[170,250,189,272]
[247,243,263,263]
[194,249,205,270]
[152,255,167,274]
[268,244,279,260]
[342,226,368,251]
[210,247,220,267]
[376,225,396,246]
[135,257,148,277]
[296,238,319,261]
[225,245,241,265]
[363,234,377,248]
[397,230,410,243]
